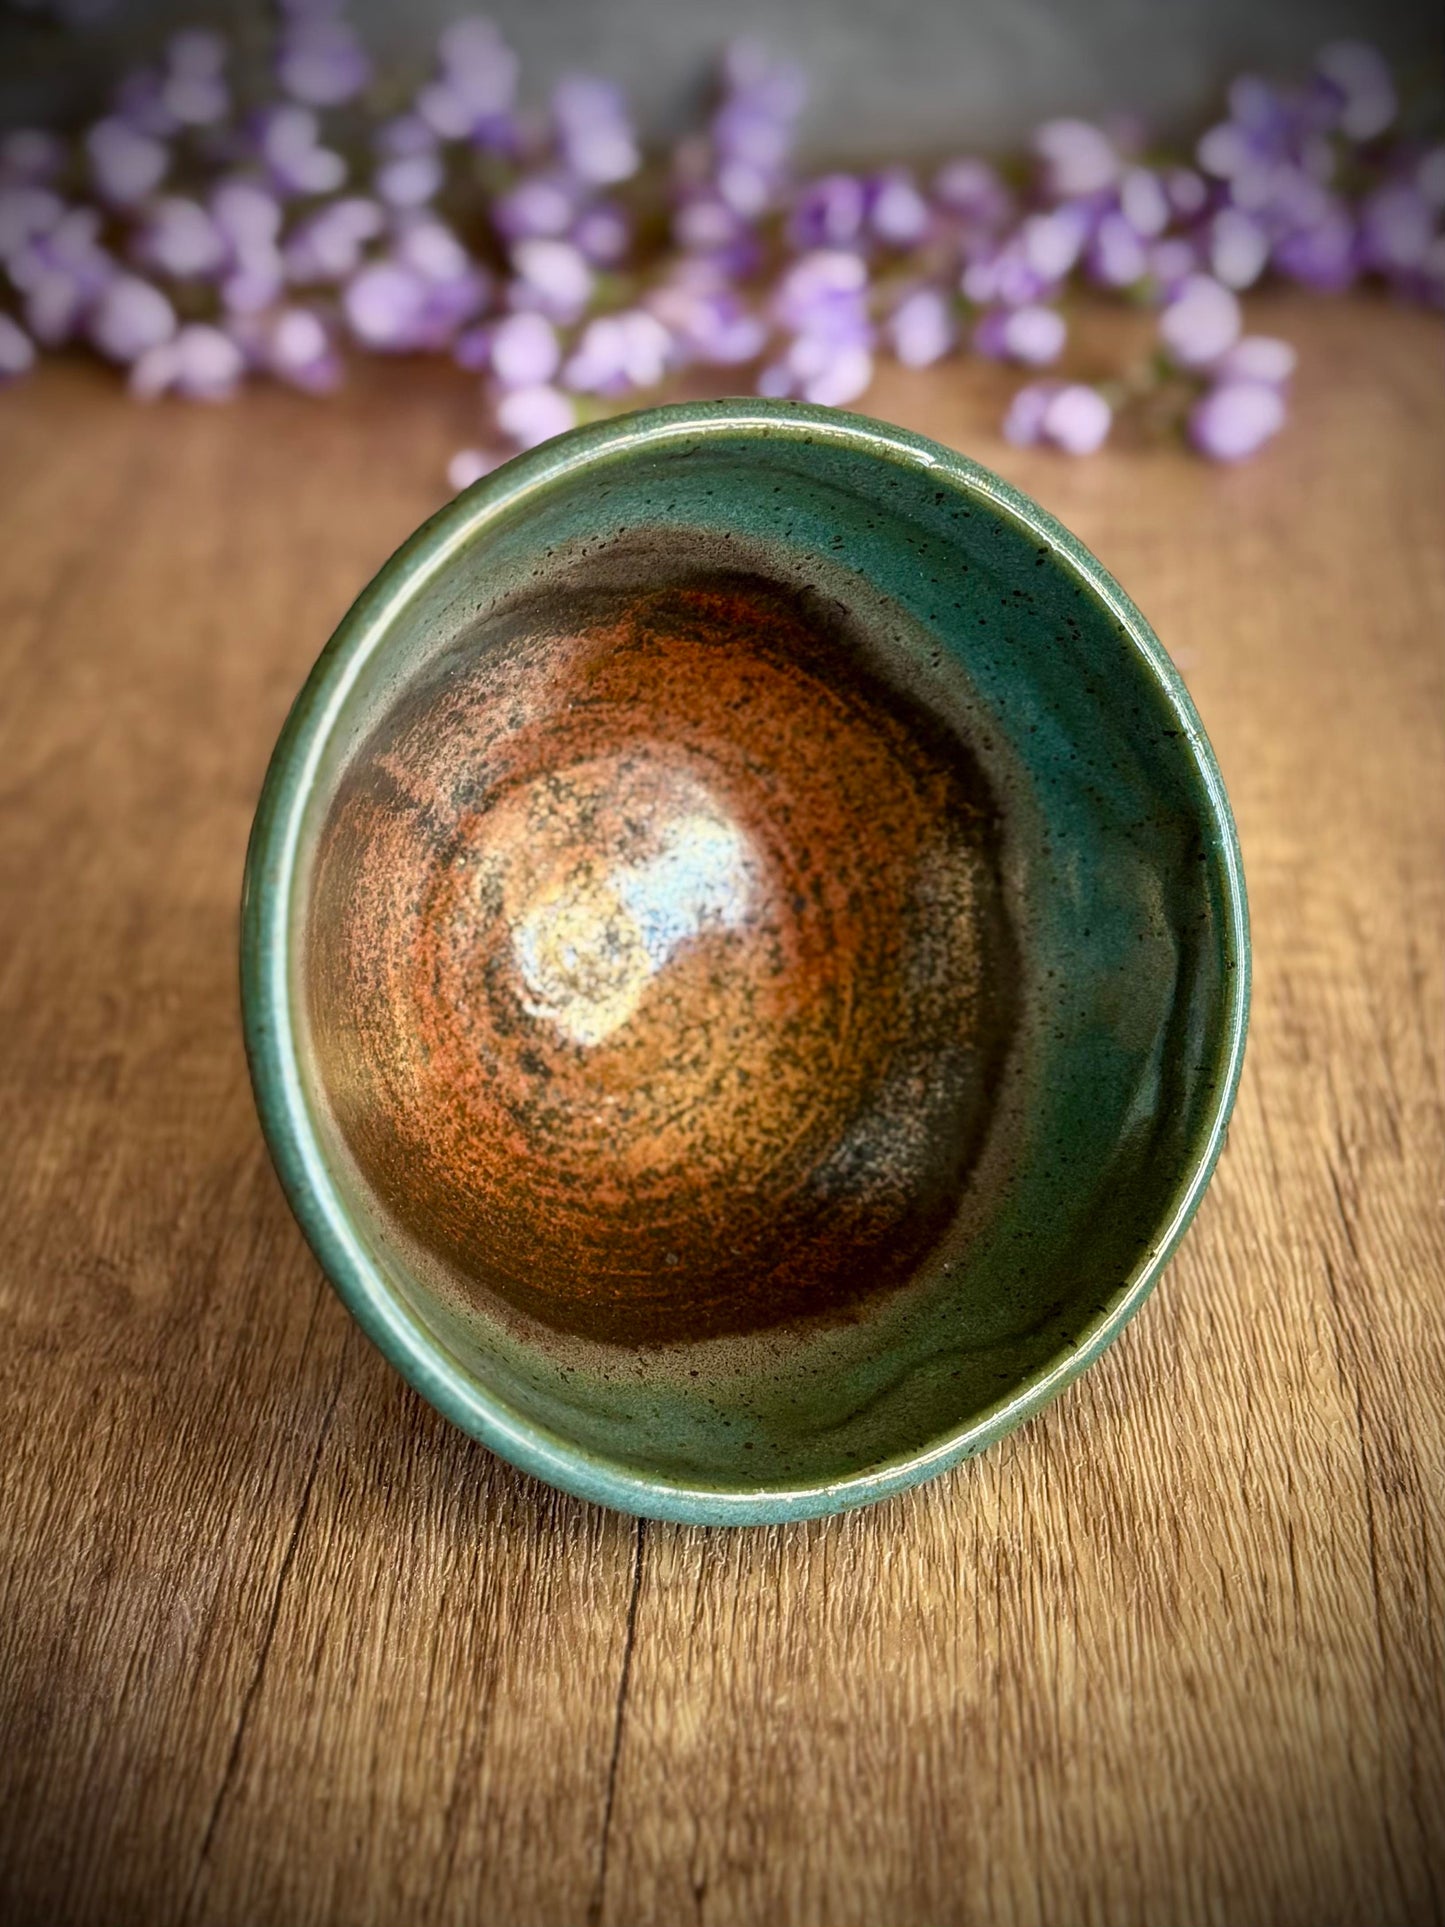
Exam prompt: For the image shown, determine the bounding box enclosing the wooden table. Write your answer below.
[2,296,1442,1927]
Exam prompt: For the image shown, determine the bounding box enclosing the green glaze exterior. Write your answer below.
[241,399,1250,1525]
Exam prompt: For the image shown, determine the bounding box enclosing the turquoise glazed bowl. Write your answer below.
[242,399,1248,1525]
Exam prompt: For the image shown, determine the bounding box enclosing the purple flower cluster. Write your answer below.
[0,16,1439,475]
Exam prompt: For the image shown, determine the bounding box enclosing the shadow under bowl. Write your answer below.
[242,400,1248,1524]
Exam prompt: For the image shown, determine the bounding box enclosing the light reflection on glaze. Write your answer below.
[502,770,758,1048]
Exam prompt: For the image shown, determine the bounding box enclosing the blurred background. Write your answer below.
[5,0,1442,152]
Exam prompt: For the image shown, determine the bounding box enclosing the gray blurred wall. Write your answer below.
[3,0,1441,152]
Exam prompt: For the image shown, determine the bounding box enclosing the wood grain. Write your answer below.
[1,295,1442,1927]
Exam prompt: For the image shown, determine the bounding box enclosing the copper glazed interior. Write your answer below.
[304,565,1018,1349]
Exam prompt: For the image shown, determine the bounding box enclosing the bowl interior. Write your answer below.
[264,407,1244,1509]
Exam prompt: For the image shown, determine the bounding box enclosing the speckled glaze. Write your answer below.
[309,571,1015,1348]
[242,400,1249,1525]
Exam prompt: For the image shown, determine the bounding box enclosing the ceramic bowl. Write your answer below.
[242,399,1248,1524]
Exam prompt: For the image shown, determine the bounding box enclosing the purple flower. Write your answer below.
[442,16,521,112]
[494,175,578,242]
[8,31,1437,469]
[277,17,371,108]
[131,322,245,401]
[800,340,873,407]
[759,335,873,408]
[87,119,169,206]
[256,104,346,195]
[672,193,742,256]
[1269,157,1346,233]
[212,179,283,250]
[220,266,284,316]
[1208,207,1269,290]
[1227,72,1289,137]
[932,158,1012,228]
[90,273,177,363]
[1358,182,1434,275]
[1158,273,1241,369]
[392,217,488,341]
[772,249,871,343]
[1001,383,1057,448]
[42,204,113,279]
[1033,118,1119,198]
[9,206,116,345]
[212,186,287,310]
[965,203,1089,307]
[281,194,382,284]
[375,150,444,209]
[1188,380,1286,461]
[0,313,37,382]
[1273,200,1356,291]
[961,242,1047,309]
[1018,205,1089,283]
[715,156,772,219]
[383,253,473,355]
[1164,168,1209,218]
[135,197,227,279]
[1212,334,1296,385]
[647,270,766,365]
[1118,167,1169,237]
[0,185,64,257]
[421,17,520,142]
[407,219,483,285]
[495,382,576,448]
[21,269,89,348]
[1196,109,1278,196]
[161,29,229,127]
[869,169,931,247]
[416,83,472,144]
[487,310,561,386]
[1146,235,1199,295]
[552,76,639,187]
[447,447,501,492]
[711,41,805,184]
[1313,41,1397,143]
[510,237,593,320]
[974,303,1066,366]
[573,203,631,266]
[342,261,429,350]
[1004,380,1111,454]
[672,42,804,256]
[563,310,672,394]
[1088,212,1149,288]
[790,175,867,250]
[263,306,343,392]
[886,286,955,368]
[710,93,792,179]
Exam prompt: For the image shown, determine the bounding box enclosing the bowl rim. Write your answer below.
[241,397,1250,1526]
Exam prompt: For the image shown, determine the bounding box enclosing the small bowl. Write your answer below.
[242,400,1248,1524]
